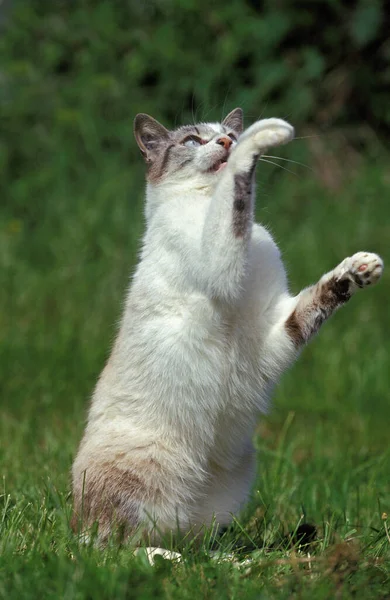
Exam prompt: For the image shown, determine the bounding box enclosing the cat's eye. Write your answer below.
[182,135,203,148]
[228,133,237,142]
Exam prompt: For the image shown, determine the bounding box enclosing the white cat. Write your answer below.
[71,109,383,543]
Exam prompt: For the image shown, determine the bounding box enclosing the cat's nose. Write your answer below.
[216,136,233,150]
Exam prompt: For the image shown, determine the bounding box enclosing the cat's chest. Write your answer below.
[157,296,270,417]
[144,293,260,380]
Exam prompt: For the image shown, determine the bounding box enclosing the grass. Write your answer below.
[1,125,390,597]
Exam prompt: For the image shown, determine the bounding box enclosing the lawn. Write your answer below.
[1,121,389,597]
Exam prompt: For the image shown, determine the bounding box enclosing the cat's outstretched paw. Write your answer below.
[349,252,383,287]
[230,118,294,171]
[336,252,383,289]
[253,118,294,149]
[241,118,294,150]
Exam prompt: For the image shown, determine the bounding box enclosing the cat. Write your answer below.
[71,108,383,544]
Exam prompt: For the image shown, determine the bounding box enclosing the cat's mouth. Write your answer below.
[209,157,228,173]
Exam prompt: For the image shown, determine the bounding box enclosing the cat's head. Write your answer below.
[133,109,243,187]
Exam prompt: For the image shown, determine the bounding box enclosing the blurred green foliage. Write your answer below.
[1,0,389,198]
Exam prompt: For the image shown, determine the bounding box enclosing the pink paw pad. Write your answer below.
[357,264,368,272]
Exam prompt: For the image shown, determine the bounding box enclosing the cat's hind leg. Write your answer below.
[285,252,383,347]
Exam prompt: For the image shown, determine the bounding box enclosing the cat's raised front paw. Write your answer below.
[242,118,294,150]
[254,118,294,149]
[337,252,383,289]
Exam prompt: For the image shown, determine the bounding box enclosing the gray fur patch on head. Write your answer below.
[147,142,177,183]
[134,114,240,184]
[146,125,206,183]
[171,123,219,143]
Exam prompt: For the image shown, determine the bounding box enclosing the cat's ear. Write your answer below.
[222,108,243,135]
[134,114,170,161]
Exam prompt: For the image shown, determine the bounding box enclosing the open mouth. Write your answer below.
[210,157,228,173]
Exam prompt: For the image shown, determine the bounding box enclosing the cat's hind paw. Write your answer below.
[134,547,182,566]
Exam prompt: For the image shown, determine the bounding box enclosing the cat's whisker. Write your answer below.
[221,86,232,122]
[262,155,313,172]
[201,103,219,122]
[191,93,197,126]
[291,135,324,140]
[259,158,298,176]
[256,103,269,122]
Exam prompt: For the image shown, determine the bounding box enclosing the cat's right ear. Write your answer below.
[134,114,170,162]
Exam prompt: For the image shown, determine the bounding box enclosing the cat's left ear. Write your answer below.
[222,108,243,135]
[134,114,170,162]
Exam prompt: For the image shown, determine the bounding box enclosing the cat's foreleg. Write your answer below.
[285,252,383,347]
[228,119,295,237]
[200,119,294,301]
